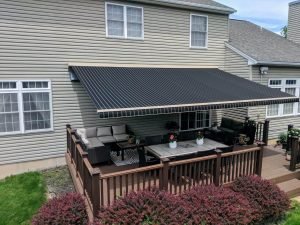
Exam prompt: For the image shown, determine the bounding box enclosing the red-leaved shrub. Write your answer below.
[97,188,188,225]
[181,185,258,225]
[231,175,290,222]
[31,192,88,225]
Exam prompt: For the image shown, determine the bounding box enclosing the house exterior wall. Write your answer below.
[0,0,229,169]
[288,2,300,45]
[224,47,300,140]
[248,67,300,139]
[222,47,250,121]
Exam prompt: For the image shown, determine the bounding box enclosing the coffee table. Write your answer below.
[117,142,145,161]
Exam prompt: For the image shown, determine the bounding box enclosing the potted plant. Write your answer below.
[196,131,204,145]
[278,133,287,150]
[128,131,135,144]
[169,133,177,149]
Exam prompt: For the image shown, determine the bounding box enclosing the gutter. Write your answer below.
[128,0,236,14]
[225,43,300,68]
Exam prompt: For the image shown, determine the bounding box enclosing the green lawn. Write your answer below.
[282,201,300,225]
[0,172,46,225]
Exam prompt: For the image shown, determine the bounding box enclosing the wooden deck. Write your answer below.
[262,146,291,180]
[66,124,300,221]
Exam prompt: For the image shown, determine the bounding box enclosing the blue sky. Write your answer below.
[216,0,291,34]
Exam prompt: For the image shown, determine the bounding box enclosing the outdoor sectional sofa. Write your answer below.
[76,125,129,165]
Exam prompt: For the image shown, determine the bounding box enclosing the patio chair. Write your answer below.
[145,135,163,146]
[194,149,217,182]
[178,131,196,141]
[218,146,234,176]
[197,149,216,157]
[137,147,160,167]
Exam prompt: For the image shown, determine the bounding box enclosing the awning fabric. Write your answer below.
[69,66,299,118]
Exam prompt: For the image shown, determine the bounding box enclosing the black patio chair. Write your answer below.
[145,135,163,146]
[218,146,234,176]
[137,147,160,167]
[197,149,216,157]
[218,146,234,153]
[178,131,196,141]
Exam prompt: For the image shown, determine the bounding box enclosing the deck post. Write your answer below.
[290,137,299,171]
[91,171,100,217]
[287,125,294,152]
[213,150,222,187]
[255,144,264,176]
[160,158,170,190]
[262,120,270,146]
[75,140,81,177]
[66,124,71,153]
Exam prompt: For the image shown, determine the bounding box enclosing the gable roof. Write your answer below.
[130,0,236,14]
[227,19,300,67]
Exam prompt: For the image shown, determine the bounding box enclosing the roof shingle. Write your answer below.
[228,19,300,65]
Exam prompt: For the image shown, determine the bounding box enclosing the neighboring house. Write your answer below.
[0,0,236,177]
[0,0,296,177]
[224,18,300,142]
[288,0,300,45]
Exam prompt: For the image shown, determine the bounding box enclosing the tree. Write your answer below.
[281,25,287,38]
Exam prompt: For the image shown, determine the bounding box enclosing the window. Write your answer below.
[180,111,210,131]
[0,81,53,135]
[106,3,143,39]
[0,82,20,133]
[267,79,299,118]
[267,105,279,117]
[190,14,208,48]
[269,80,282,86]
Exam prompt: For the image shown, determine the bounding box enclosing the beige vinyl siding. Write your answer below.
[221,47,250,121]
[224,47,251,80]
[249,66,300,139]
[288,2,300,45]
[0,0,229,165]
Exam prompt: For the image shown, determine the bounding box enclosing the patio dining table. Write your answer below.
[147,138,228,159]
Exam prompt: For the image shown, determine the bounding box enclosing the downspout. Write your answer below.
[247,65,253,118]
[249,65,253,81]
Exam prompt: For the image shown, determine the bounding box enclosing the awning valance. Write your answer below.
[69,66,299,118]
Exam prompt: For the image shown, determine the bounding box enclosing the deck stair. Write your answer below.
[262,146,300,198]
[277,178,300,198]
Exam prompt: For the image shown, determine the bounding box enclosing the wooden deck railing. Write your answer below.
[66,125,264,217]
[255,120,270,145]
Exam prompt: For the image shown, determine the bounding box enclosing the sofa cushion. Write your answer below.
[86,137,104,149]
[112,125,126,135]
[97,127,112,137]
[86,127,97,138]
[114,134,129,142]
[97,136,116,144]
[76,128,87,139]
[221,118,232,129]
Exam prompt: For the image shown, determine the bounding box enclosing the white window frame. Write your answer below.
[0,80,54,136]
[179,110,211,131]
[190,14,208,49]
[266,78,300,118]
[0,81,21,135]
[105,2,144,40]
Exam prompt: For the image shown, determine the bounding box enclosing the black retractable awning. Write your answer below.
[69,66,299,118]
